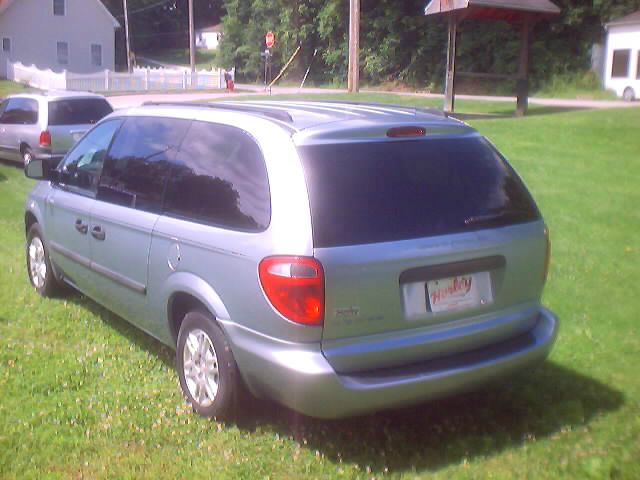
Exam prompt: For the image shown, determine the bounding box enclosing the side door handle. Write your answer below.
[91,225,106,241]
[74,219,88,234]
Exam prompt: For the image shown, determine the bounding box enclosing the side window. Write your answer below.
[97,117,190,213]
[164,121,271,231]
[2,37,10,53]
[53,0,65,16]
[57,41,69,66]
[611,49,630,78]
[91,44,102,67]
[57,119,123,194]
[0,98,38,125]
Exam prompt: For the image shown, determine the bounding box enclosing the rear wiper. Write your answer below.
[464,211,523,226]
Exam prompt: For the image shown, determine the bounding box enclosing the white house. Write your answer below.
[0,0,119,78]
[604,10,640,100]
[196,24,222,50]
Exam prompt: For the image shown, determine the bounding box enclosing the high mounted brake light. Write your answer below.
[259,256,324,326]
[386,126,426,138]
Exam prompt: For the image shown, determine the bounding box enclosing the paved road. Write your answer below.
[108,83,638,111]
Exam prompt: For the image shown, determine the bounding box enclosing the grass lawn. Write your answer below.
[0,79,38,97]
[139,48,219,70]
[1,99,639,479]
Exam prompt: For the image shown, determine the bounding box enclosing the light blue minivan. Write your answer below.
[24,101,558,419]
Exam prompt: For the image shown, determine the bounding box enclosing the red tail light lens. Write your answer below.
[39,130,51,147]
[543,225,551,283]
[259,256,324,326]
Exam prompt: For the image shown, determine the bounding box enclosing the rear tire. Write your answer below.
[176,310,242,420]
[22,147,34,166]
[623,87,635,102]
[26,223,64,297]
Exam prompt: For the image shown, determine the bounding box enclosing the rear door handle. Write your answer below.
[91,225,106,241]
[74,219,88,234]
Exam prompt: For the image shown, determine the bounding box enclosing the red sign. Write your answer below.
[265,31,275,49]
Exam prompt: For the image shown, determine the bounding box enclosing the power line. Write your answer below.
[116,0,175,18]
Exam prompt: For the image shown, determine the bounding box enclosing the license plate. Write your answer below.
[426,272,490,313]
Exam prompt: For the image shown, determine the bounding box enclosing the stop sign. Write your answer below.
[265,31,275,49]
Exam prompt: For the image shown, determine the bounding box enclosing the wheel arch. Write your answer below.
[164,272,231,345]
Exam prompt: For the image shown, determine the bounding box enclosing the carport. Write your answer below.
[424,0,561,116]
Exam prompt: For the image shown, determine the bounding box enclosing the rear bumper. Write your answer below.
[223,306,559,419]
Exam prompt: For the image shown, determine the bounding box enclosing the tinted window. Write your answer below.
[0,98,38,125]
[57,119,123,194]
[48,98,113,126]
[97,117,190,212]
[164,121,270,231]
[298,137,540,248]
[611,49,630,78]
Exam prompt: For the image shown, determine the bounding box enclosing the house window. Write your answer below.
[91,44,102,67]
[611,49,630,78]
[57,41,69,65]
[53,0,65,16]
[2,38,10,53]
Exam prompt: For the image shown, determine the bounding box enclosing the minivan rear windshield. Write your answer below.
[298,136,540,248]
[48,98,113,126]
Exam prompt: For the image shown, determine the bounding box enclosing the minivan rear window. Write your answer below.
[48,98,113,126]
[298,136,540,248]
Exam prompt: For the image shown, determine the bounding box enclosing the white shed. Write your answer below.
[604,10,640,100]
[0,0,119,78]
[196,24,222,50]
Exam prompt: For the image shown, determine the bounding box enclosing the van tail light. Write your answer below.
[543,225,551,283]
[259,256,324,326]
[39,130,51,147]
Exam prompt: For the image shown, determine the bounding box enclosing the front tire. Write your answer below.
[26,223,63,297]
[176,310,242,420]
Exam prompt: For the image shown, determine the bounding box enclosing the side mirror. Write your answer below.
[24,158,58,181]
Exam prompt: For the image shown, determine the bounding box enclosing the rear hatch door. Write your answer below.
[48,98,113,155]
[297,134,546,373]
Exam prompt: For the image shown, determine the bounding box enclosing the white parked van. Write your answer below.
[604,11,640,101]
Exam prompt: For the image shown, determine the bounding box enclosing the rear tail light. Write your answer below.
[39,130,51,147]
[543,225,551,283]
[259,256,324,326]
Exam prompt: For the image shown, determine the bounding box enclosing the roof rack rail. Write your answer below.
[311,100,446,118]
[141,101,294,123]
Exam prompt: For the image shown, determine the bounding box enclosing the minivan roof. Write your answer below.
[6,91,107,101]
[137,100,475,144]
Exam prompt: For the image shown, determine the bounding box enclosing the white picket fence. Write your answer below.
[6,61,229,93]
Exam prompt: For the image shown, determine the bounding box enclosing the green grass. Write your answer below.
[1,101,640,479]
[139,48,220,70]
[533,72,618,100]
[0,79,38,97]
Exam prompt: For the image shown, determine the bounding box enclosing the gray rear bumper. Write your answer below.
[223,306,559,419]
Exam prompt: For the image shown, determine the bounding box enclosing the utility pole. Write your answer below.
[347,0,360,93]
[123,0,132,73]
[189,0,195,73]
